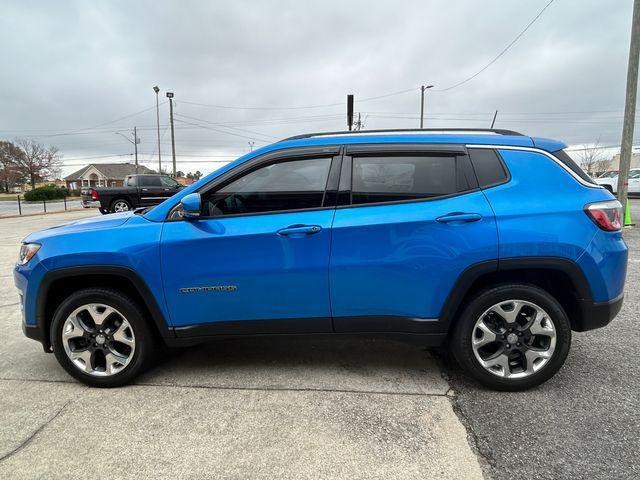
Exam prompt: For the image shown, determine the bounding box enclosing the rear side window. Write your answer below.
[552,149,597,185]
[468,148,508,187]
[139,176,162,187]
[351,155,474,205]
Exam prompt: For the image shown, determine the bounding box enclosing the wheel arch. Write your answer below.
[37,266,173,351]
[440,257,593,333]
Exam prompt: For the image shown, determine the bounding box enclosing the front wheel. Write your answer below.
[50,288,154,387]
[450,284,571,391]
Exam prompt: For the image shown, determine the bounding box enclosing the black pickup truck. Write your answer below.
[83,174,184,214]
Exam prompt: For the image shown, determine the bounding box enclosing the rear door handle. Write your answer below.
[277,225,322,236]
[436,212,482,223]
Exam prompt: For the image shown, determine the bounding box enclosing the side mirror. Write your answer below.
[180,192,201,219]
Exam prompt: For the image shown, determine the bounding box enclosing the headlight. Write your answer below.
[18,243,41,265]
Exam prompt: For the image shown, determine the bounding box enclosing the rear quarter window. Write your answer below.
[468,148,509,187]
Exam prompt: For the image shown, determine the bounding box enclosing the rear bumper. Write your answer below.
[575,293,624,332]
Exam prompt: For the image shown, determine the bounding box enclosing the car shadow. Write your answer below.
[137,335,449,394]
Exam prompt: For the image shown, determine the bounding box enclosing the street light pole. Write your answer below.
[153,86,162,174]
[420,85,434,129]
[166,92,177,177]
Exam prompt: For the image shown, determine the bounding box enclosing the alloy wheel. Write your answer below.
[471,299,557,379]
[113,201,129,212]
[61,303,136,376]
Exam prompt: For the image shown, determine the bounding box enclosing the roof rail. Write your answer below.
[280,128,524,142]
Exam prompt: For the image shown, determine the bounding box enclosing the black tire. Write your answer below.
[50,288,154,387]
[110,198,131,213]
[99,207,110,215]
[603,185,614,194]
[450,284,571,391]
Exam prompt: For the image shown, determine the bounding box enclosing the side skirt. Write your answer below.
[168,316,447,348]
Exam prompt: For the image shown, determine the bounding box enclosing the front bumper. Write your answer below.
[14,262,51,352]
[575,293,624,332]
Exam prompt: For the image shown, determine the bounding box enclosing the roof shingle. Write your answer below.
[64,163,155,180]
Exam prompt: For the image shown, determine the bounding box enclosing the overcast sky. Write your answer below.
[0,0,636,176]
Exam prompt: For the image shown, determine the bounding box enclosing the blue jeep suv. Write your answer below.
[14,129,628,390]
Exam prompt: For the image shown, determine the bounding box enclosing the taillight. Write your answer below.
[585,200,622,231]
[91,189,99,200]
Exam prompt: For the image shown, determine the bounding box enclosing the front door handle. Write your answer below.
[436,212,482,223]
[277,224,322,236]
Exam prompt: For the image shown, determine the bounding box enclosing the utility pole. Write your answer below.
[420,85,434,129]
[133,126,139,174]
[166,92,177,177]
[115,129,140,174]
[353,113,365,131]
[617,0,640,219]
[491,110,498,129]
[248,141,255,152]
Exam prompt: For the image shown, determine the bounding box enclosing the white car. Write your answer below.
[595,168,640,194]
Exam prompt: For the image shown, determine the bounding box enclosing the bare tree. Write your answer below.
[577,141,611,176]
[14,139,62,189]
[0,140,27,193]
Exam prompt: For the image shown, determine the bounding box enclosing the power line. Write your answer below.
[174,117,274,142]
[178,88,418,111]
[433,0,557,92]
[174,112,279,140]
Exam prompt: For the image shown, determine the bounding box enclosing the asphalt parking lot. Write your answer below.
[0,203,639,479]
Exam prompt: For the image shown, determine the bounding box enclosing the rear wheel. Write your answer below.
[110,198,131,213]
[51,288,153,387]
[451,284,571,391]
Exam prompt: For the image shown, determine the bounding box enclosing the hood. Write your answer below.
[24,211,134,243]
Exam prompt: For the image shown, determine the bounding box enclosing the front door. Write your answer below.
[329,147,498,332]
[160,153,340,335]
[138,175,170,205]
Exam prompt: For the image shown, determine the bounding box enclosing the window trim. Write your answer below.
[167,145,342,221]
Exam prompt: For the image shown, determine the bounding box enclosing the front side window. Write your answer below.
[160,176,180,188]
[201,157,332,216]
[351,155,465,205]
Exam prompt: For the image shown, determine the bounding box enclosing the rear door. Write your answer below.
[138,175,168,205]
[329,144,498,333]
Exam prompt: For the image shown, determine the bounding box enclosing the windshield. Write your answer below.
[598,171,618,178]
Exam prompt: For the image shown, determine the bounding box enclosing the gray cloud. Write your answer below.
[0,0,635,175]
